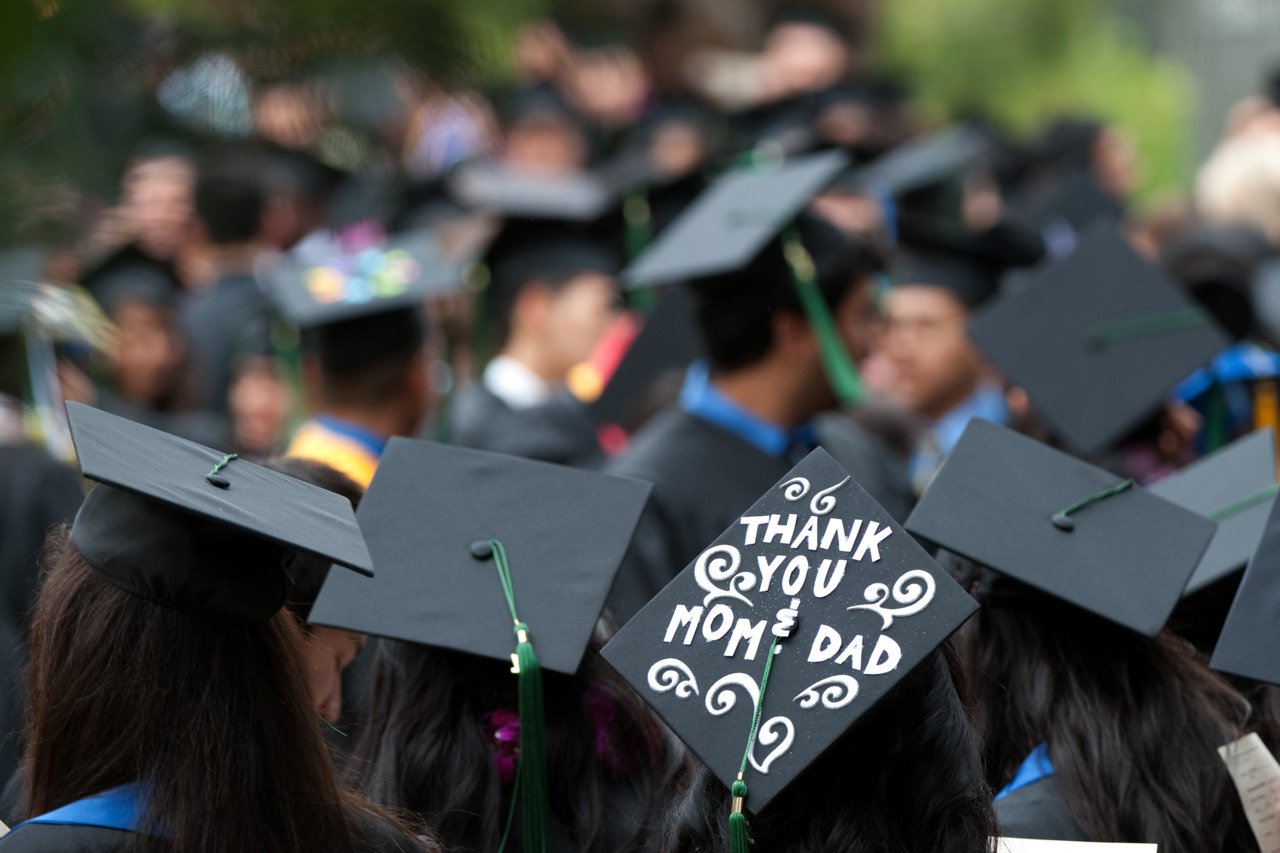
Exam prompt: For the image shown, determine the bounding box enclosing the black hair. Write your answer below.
[662,643,995,852]
[346,625,679,852]
[690,213,884,372]
[194,146,269,245]
[968,577,1257,853]
[486,239,619,349]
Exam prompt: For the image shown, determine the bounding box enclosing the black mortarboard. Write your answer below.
[1149,429,1278,595]
[906,419,1216,636]
[65,402,373,621]
[588,286,701,427]
[840,125,990,199]
[889,216,1046,309]
[623,150,849,287]
[889,246,1002,308]
[449,162,615,222]
[268,233,459,374]
[1010,170,1123,234]
[968,224,1232,457]
[601,447,977,812]
[1210,495,1280,685]
[308,438,652,675]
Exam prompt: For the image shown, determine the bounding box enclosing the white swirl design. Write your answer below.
[647,658,699,698]
[793,674,860,710]
[749,717,796,774]
[694,544,754,607]
[705,673,760,717]
[780,477,811,501]
[847,569,937,629]
[808,476,850,516]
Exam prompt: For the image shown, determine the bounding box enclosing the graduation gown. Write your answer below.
[995,776,1089,842]
[605,407,913,622]
[446,383,603,468]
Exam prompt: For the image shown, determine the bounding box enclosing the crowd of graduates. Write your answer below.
[6,5,1280,852]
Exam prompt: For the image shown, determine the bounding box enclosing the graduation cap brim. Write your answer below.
[1211,494,1280,685]
[448,162,616,222]
[269,232,463,329]
[905,419,1215,636]
[308,439,652,675]
[967,224,1232,456]
[839,125,989,197]
[1148,429,1278,595]
[622,150,850,287]
[602,447,978,811]
[66,402,373,576]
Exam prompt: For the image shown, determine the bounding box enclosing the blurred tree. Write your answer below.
[876,0,1193,203]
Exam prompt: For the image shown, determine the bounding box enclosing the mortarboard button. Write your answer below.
[470,540,494,560]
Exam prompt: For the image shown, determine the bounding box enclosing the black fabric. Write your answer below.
[995,777,1090,842]
[309,306,427,376]
[605,407,913,622]
[180,273,276,414]
[1212,493,1280,685]
[446,383,604,468]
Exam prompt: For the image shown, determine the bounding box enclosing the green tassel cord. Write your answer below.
[1051,479,1134,531]
[727,635,781,852]
[782,228,864,408]
[489,539,549,853]
[625,192,657,315]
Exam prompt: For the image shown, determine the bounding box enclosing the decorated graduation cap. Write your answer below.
[622,149,864,406]
[1210,494,1280,685]
[968,224,1232,457]
[65,402,373,621]
[308,438,652,850]
[268,232,459,375]
[601,447,977,831]
[1148,429,1278,596]
[906,419,1216,636]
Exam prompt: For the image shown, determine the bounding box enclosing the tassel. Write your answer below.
[513,622,548,853]
[728,777,751,853]
[782,229,864,408]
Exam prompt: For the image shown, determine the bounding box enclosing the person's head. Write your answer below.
[500,84,591,175]
[761,8,852,101]
[1024,118,1139,201]
[349,626,675,852]
[662,643,995,853]
[965,575,1256,853]
[880,246,1005,421]
[194,146,270,248]
[265,457,368,725]
[1198,131,1280,248]
[304,307,433,438]
[98,276,185,408]
[489,239,623,382]
[121,144,196,261]
[24,527,422,851]
[690,213,884,417]
[259,147,339,251]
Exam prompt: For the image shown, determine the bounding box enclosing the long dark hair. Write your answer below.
[662,644,996,853]
[969,579,1257,853]
[347,627,679,852]
[23,528,431,852]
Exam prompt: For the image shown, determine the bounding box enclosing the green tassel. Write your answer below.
[728,778,751,853]
[782,229,864,408]
[513,623,548,853]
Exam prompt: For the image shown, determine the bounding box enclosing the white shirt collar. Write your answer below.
[483,355,555,410]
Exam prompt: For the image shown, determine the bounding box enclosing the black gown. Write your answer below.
[995,776,1089,841]
[605,407,913,622]
[446,383,603,468]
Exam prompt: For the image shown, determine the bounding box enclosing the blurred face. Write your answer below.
[111,301,182,405]
[882,286,987,420]
[834,276,878,363]
[762,23,849,99]
[228,360,291,456]
[122,156,195,261]
[503,116,588,174]
[539,272,623,378]
[302,626,365,724]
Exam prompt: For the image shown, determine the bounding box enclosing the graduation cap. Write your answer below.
[268,232,460,374]
[1210,494,1280,685]
[968,224,1232,457]
[906,419,1216,636]
[64,402,373,621]
[308,438,651,850]
[1010,170,1123,234]
[449,162,616,222]
[839,125,990,199]
[622,150,863,406]
[601,447,977,818]
[889,217,1046,310]
[1148,429,1278,596]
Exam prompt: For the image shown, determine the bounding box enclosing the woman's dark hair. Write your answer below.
[690,213,885,372]
[969,578,1257,853]
[23,527,431,852]
[662,644,996,853]
[261,456,364,625]
[347,625,679,852]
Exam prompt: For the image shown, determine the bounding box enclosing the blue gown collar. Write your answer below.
[14,783,153,835]
[994,743,1055,801]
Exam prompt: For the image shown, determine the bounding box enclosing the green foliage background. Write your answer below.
[877,0,1194,203]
